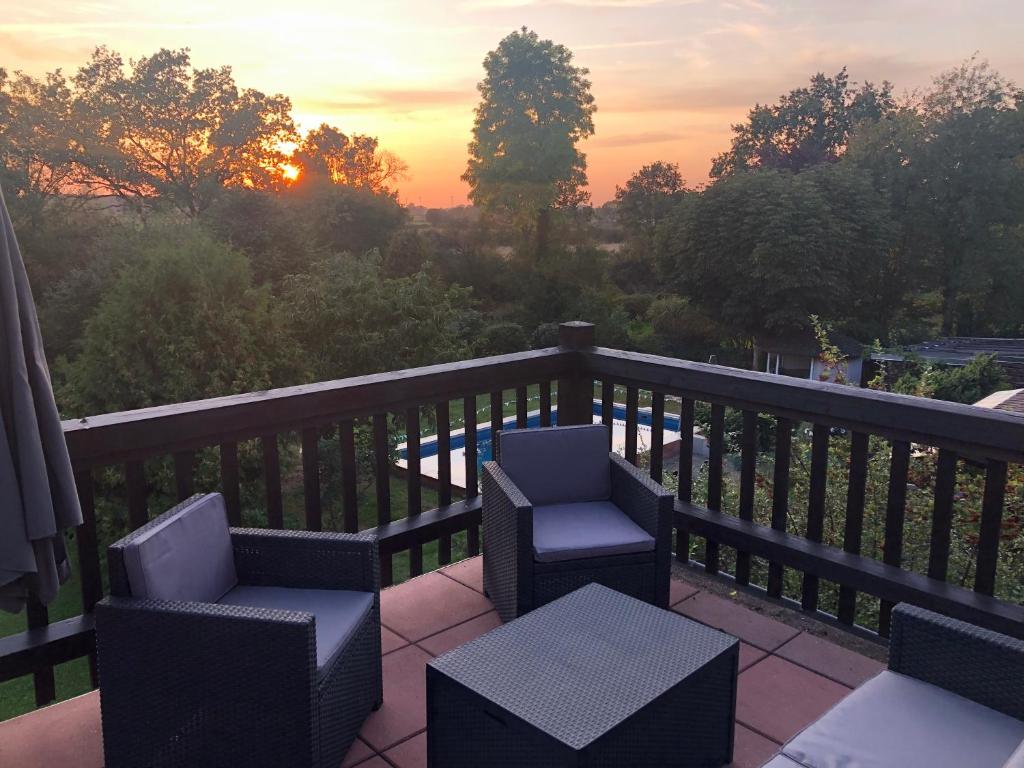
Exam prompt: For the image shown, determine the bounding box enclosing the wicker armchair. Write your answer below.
[95,493,382,768]
[482,424,673,622]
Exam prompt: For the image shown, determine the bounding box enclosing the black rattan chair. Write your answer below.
[95,493,382,768]
[482,424,673,622]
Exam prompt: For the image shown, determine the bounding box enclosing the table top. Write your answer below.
[428,583,738,749]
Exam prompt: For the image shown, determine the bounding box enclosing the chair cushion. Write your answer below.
[783,670,1024,768]
[219,585,374,672]
[532,501,656,563]
[499,424,611,506]
[123,493,237,602]
[760,757,805,768]
[1005,741,1024,768]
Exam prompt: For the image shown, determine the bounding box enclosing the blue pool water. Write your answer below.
[400,401,682,463]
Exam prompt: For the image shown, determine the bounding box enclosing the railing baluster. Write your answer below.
[767,417,792,597]
[975,459,1007,596]
[373,413,393,586]
[173,450,194,501]
[601,380,614,449]
[879,439,911,636]
[928,448,957,582]
[406,407,423,576]
[262,434,284,528]
[26,596,54,706]
[650,392,665,482]
[125,460,148,530]
[705,403,725,574]
[436,401,453,565]
[676,398,695,563]
[539,380,552,427]
[302,428,322,532]
[801,424,830,611]
[516,386,528,428]
[625,386,639,464]
[490,390,503,438]
[74,467,102,687]
[339,420,359,533]
[464,395,480,556]
[838,431,869,625]
[735,410,757,586]
[463,396,479,498]
[219,442,242,526]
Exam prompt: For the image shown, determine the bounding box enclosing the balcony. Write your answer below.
[1,321,1022,766]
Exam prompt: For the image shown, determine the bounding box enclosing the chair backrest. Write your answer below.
[497,424,611,505]
[120,492,238,602]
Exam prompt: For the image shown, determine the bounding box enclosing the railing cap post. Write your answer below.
[559,321,595,350]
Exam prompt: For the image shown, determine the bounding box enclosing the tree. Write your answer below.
[70,47,297,216]
[463,28,596,259]
[59,223,302,415]
[658,164,897,339]
[288,179,407,256]
[280,251,473,381]
[614,161,686,244]
[711,69,895,178]
[292,123,407,194]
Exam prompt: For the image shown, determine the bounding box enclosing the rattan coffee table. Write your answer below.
[426,583,739,767]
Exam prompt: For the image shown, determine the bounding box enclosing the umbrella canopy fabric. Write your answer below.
[0,185,82,613]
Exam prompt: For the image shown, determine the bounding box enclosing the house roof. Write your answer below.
[755,329,864,358]
[974,388,1024,416]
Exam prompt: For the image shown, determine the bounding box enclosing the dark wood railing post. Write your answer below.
[556,321,595,425]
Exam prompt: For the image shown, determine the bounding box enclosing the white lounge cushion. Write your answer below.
[761,757,806,768]
[783,670,1024,768]
[123,493,237,602]
[532,500,655,563]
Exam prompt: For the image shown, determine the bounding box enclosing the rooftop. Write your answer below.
[0,556,885,768]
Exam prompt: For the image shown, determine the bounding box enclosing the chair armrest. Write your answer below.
[889,603,1024,720]
[482,461,533,621]
[95,596,318,764]
[231,529,379,594]
[609,453,674,541]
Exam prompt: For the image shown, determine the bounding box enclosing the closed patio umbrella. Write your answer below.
[0,185,82,613]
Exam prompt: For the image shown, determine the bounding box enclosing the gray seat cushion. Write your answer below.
[532,501,655,563]
[761,757,805,768]
[219,585,373,672]
[499,424,611,506]
[783,670,1024,768]
[1005,741,1024,768]
[123,493,237,602]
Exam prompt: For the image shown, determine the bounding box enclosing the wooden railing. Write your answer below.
[3,321,1023,712]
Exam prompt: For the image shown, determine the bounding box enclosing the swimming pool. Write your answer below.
[398,400,684,463]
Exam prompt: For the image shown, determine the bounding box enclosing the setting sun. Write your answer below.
[281,163,301,182]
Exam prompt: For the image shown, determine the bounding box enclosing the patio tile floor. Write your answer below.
[0,555,886,768]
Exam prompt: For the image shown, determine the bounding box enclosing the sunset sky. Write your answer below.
[4,1,1024,207]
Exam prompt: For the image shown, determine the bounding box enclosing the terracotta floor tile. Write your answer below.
[0,691,103,768]
[417,611,503,657]
[341,737,376,767]
[775,632,884,688]
[670,578,700,606]
[360,645,433,751]
[439,555,484,593]
[729,723,781,768]
[736,656,850,744]
[381,571,492,641]
[739,642,768,672]
[383,731,427,768]
[382,626,410,655]
[674,592,801,651]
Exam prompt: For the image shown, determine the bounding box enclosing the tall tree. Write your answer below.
[711,69,895,178]
[292,123,407,194]
[70,47,297,216]
[463,28,596,259]
[614,161,686,244]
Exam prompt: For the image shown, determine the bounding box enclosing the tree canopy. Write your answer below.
[614,161,686,244]
[710,69,895,178]
[463,27,596,257]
